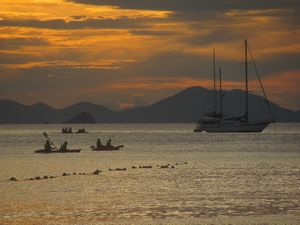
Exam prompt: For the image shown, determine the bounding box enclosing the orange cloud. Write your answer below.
[0,59,136,69]
[1,0,172,21]
[262,70,300,91]
[258,70,300,109]
[80,71,300,93]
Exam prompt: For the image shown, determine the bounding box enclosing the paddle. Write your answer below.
[43,132,58,150]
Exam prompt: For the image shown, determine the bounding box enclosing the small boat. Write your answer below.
[37,132,81,153]
[91,145,124,151]
[75,129,88,134]
[61,127,73,134]
[34,149,81,153]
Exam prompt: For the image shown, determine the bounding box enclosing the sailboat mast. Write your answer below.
[245,40,249,120]
[213,49,216,113]
[219,68,222,119]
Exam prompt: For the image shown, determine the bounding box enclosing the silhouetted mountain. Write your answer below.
[0,100,58,123]
[66,112,95,124]
[116,87,299,123]
[0,87,299,123]
[61,102,113,123]
[115,87,211,122]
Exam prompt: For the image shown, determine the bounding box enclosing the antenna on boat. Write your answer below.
[213,49,216,114]
[219,67,223,119]
[247,44,276,122]
[245,40,249,121]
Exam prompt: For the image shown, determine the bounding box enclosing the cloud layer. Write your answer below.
[0,0,299,110]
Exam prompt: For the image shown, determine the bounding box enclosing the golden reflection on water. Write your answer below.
[0,123,300,224]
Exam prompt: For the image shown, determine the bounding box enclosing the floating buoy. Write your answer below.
[109,168,126,171]
[138,165,152,169]
[93,169,101,175]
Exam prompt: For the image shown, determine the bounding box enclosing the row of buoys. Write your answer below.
[9,171,97,182]
[160,165,172,168]
[8,162,188,182]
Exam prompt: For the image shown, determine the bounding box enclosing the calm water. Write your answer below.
[0,123,299,224]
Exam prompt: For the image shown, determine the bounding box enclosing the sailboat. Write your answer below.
[195,40,275,132]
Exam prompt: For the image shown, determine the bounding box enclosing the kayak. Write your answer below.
[91,145,124,151]
[34,149,81,153]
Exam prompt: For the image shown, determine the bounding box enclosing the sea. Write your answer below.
[0,123,299,225]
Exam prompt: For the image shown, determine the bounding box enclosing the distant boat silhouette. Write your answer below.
[195,40,275,132]
[91,145,124,151]
[75,128,88,133]
[62,127,73,133]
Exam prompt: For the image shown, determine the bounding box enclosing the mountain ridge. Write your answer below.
[0,87,299,123]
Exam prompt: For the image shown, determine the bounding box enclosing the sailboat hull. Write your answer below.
[201,121,270,133]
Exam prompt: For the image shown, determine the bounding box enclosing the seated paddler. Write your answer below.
[59,141,68,151]
[106,139,112,147]
[96,138,104,148]
[44,140,53,152]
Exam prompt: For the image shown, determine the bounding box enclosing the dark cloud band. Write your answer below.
[68,0,299,12]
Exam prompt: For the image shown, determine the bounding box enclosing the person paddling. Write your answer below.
[59,141,68,151]
[96,138,104,149]
[44,140,54,152]
[106,139,112,147]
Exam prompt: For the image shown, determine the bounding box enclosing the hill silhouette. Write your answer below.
[66,112,95,124]
[0,87,299,123]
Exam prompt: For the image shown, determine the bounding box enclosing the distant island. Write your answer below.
[65,112,95,124]
[0,87,299,123]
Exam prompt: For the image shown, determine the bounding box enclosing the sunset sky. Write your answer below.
[0,0,299,110]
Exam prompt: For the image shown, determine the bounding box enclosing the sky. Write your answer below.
[0,0,299,110]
